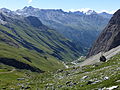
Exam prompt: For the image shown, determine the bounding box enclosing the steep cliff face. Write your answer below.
[87,9,120,57]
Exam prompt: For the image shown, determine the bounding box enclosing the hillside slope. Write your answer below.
[0,11,82,72]
[0,47,120,89]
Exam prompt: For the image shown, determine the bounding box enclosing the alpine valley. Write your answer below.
[16,6,112,53]
[0,6,120,90]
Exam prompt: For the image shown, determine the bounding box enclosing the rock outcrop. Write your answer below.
[87,9,120,57]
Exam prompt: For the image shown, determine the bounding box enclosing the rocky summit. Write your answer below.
[87,9,120,57]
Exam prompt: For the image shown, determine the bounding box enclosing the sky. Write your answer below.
[0,0,119,14]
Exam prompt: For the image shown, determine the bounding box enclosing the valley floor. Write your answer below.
[0,53,120,90]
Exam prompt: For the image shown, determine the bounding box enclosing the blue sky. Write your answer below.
[0,0,119,13]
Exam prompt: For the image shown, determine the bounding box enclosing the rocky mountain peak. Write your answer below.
[99,12,112,19]
[24,16,44,28]
[85,10,97,15]
[23,6,35,10]
[109,9,120,25]
[1,8,11,13]
[87,9,120,57]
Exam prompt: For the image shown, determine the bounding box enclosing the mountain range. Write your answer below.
[0,6,113,72]
[0,9,83,72]
[16,6,112,54]
[0,6,120,90]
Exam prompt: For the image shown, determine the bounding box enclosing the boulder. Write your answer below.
[100,56,106,62]
[106,86,119,90]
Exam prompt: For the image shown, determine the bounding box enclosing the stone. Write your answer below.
[66,81,72,85]
[25,87,31,89]
[2,88,6,89]
[66,81,77,87]
[104,76,109,80]
[58,85,63,88]
[92,80,101,84]
[116,80,120,82]
[73,83,77,85]
[17,78,25,81]
[57,69,63,73]
[10,88,15,90]
[21,84,25,89]
[86,81,93,85]
[100,56,106,62]
[82,76,88,79]
[106,86,119,90]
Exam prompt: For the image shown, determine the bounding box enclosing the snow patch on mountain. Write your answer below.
[65,8,116,15]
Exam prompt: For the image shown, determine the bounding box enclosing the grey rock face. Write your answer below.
[87,9,120,57]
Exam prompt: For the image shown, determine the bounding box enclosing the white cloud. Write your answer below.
[27,0,32,3]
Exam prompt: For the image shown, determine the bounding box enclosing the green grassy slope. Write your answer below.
[0,12,82,72]
[0,51,120,89]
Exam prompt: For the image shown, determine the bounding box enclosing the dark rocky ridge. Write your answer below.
[87,9,120,57]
